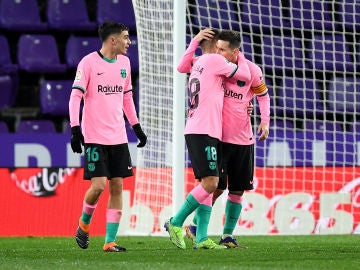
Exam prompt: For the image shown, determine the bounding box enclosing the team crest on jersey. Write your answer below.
[120,69,127,78]
[237,80,246,87]
[75,70,82,82]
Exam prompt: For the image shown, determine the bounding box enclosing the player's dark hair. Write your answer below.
[218,30,241,49]
[200,28,220,51]
[98,21,129,42]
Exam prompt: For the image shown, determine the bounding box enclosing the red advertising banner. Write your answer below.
[0,167,359,236]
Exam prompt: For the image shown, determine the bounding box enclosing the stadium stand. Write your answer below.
[97,0,137,32]
[0,35,18,75]
[308,33,354,72]
[17,119,56,133]
[127,36,139,74]
[288,0,335,31]
[261,34,306,75]
[189,0,239,31]
[0,0,47,31]
[335,1,360,32]
[17,34,67,73]
[65,36,101,68]
[241,0,290,32]
[277,77,324,119]
[39,80,72,116]
[46,0,97,31]
[0,75,14,109]
[327,76,360,114]
[0,121,9,133]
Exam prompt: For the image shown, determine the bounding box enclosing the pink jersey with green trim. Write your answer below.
[222,53,270,145]
[184,53,251,140]
[69,51,138,145]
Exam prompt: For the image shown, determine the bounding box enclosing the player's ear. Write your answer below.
[109,35,116,45]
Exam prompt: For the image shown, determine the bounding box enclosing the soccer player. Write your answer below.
[184,30,270,248]
[69,22,147,252]
[165,28,252,249]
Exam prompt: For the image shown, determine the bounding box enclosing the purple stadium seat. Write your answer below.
[327,76,360,113]
[47,0,97,31]
[40,80,72,116]
[17,34,67,73]
[350,122,360,134]
[277,77,324,119]
[17,120,56,133]
[97,0,137,31]
[0,0,47,31]
[241,0,290,32]
[272,119,295,130]
[127,36,139,73]
[289,0,335,31]
[337,1,360,32]
[241,34,253,60]
[0,75,15,109]
[308,34,354,72]
[63,121,71,134]
[65,36,101,68]
[0,121,9,133]
[190,0,240,30]
[262,34,305,73]
[304,121,344,132]
[0,35,18,75]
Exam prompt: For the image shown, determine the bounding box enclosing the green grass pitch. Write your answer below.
[0,235,358,270]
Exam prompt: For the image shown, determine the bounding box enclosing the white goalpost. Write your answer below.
[129,0,360,235]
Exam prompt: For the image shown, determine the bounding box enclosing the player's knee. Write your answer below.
[201,176,219,193]
[229,190,244,197]
[90,183,106,196]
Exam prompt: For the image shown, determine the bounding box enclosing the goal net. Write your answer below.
[130,0,360,235]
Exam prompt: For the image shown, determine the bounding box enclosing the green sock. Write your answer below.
[105,222,119,243]
[171,193,199,227]
[223,200,242,235]
[81,211,92,224]
[195,204,212,244]
[192,209,199,225]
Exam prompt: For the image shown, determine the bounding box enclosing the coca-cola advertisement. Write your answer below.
[10,168,73,197]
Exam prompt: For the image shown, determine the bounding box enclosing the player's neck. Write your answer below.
[99,48,117,61]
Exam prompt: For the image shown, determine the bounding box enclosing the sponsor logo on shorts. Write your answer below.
[88,163,95,172]
[209,161,217,170]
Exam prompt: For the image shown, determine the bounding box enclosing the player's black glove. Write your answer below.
[132,123,147,148]
[70,126,84,153]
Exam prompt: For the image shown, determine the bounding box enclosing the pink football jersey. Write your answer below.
[184,53,251,140]
[222,53,270,144]
[69,51,138,145]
